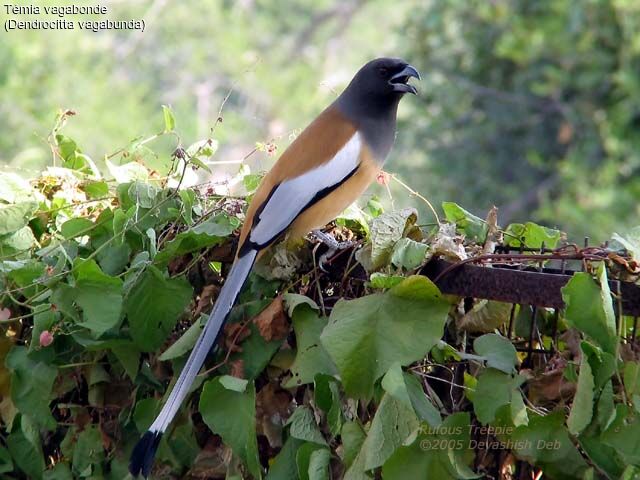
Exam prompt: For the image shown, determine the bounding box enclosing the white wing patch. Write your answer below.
[249,132,362,246]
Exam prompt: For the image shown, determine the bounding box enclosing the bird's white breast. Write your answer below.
[249,132,362,246]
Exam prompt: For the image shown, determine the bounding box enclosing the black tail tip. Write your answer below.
[129,430,162,478]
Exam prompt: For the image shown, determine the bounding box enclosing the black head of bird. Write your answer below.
[336,57,420,159]
[338,57,420,112]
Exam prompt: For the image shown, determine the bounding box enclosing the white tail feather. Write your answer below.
[149,249,257,433]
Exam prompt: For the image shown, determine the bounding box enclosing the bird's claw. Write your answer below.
[311,230,355,271]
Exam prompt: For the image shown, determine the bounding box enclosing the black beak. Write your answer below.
[390,65,420,95]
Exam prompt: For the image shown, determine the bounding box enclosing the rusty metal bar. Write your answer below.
[422,258,640,317]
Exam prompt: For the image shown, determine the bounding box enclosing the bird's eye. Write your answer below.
[379,67,389,77]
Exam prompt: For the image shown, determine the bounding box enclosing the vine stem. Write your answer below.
[390,174,441,225]
[0,311,37,323]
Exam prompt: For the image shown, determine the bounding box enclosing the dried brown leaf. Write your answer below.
[229,359,245,379]
[253,296,289,342]
[194,284,219,317]
[527,365,575,404]
[223,322,251,353]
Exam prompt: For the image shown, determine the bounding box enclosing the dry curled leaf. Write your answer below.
[457,299,512,333]
[253,296,289,342]
[223,322,251,353]
[256,382,292,448]
[527,360,576,404]
[431,223,467,261]
[608,252,640,274]
[194,284,219,317]
[482,205,502,254]
[229,359,245,379]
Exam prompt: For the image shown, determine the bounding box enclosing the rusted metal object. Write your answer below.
[422,258,640,317]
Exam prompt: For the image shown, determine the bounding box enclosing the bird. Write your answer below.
[129,57,420,477]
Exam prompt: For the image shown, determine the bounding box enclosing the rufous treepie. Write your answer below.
[129,57,420,478]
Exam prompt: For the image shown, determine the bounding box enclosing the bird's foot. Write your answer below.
[311,229,355,272]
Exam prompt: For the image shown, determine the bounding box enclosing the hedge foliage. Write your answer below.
[1,108,639,479]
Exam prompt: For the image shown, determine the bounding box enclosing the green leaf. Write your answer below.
[54,134,79,161]
[579,427,623,479]
[2,259,45,287]
[226,299,285,380]
[0,202,37,235]
[562,266,617,354]
[595,380,616,431]
[162,104,176,131]
[81,180,109,199]
[362,208,418,270]
[6,347,57,429]
[341,422,366,470]
[473,333,518,373]
[287,406,327,446]
[442,202,487,242]
[296,443,330,480]
[243,173,263,194]
[365,196,384,218]
[106,159,149,183]
[154,213,240,265]
[391,237,429,270]
[314,374,343,436]
[511,412,588,478]
[0,226,36,257]
[0,445,12,474]
[127,181,160,208]
[624,361,640,398]
[61,218,94,239]
[7,416,45,480]
[71,426,105,476]
[567,344,595,435]
[473,368,511,424]
[335,203,371,237]
[159,316,203,361]
[199,376,262,479]
[0,172,35,203]
[282,293,318,317]
[368,272,405,289]
[622,466,640,480]
[381,363,441,426]
[179,189,197,224]
[96,242,131,276]
[29,305,56,353]
[285,305,337,388]
[111,343,140,380]
[473,369,526,425]
[166,419,200,470]
[133,397,160,432]
[219,374,248,392]
[581,341,616,389]
[43,463,73,480]
[320,276,449,399]
[381,413,478,480]
[129,143,168,173]
[458,300,513,333]
[307,447,330,480]
[125,266,192,351]
[602,405,640,465]
[74,259,123,335]
[186,139,218,172]
[266,437,304,480]
[510,383,529,427]
[504,222,562,249]
[361,392,419,470]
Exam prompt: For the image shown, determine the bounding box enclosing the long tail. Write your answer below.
[129,249,258,478]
